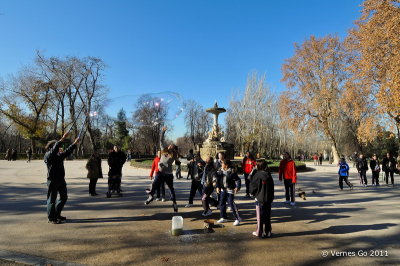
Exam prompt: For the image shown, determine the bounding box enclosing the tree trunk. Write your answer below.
[331,144,340,165]
[31,138,36,154]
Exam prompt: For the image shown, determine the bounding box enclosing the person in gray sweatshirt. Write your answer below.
[145,127,179,212]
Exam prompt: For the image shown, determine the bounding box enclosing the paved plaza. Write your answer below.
[0,160,399,265]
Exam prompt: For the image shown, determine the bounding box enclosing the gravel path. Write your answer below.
[0,160,399,265]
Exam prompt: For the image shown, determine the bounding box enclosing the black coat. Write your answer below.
[250,170,274,204]
[86,156,103,179]
[215,168,241,190]
[108,151,126,176]
[370,159,380,172]
[382,157,396,172]
[356,158,369,171]
[44,141,76,184]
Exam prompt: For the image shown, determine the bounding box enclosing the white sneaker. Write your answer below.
[202,209,212,216]
[185,204,193,208]
[145,195,153,205]
[227,207,232,211]
[233,219,240,226]
[284,200,290,204]
[290,202,296,206]
[161,198,166,202]
[156,198,161,201]
[217,218,228,223]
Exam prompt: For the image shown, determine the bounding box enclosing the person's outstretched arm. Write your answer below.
[60,137,79,159]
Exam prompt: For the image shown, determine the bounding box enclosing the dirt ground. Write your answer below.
[0,160,399,265]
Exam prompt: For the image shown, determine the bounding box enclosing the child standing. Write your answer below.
[250,160,274,238]
[216,160,242,226]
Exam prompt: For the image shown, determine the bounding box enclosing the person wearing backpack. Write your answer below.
[369,154,380,186]
[338,157,353,190]
[250,160,274,238]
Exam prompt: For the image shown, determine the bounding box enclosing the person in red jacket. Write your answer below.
[149,150,165,201]
[242,151,257,198]
[279,152,297,206]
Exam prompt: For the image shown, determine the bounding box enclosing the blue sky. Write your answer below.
[0,0,363,140]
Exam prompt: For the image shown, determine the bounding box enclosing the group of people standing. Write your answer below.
[312,153,323,166]
[5,148,18,161]
[4,147,33,162]
[42,127,296,239]
[146,149,298,238]
[338,152,397,190]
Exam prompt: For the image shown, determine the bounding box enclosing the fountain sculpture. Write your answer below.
[197,102,234,160]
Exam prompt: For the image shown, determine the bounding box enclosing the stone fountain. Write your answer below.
[197,102,234,160]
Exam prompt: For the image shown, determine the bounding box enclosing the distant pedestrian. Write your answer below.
[86,152,103,196]
[382,153,396,185]
[175,149,182,180]
[5,148,11,161]
[44,132,79,224]
[369,154,380,186]
[26,147,32,163]
[186,149,195,180]
[352,152,358,168]
[126,149,132,162]
[319,153,323,165]
[356,154,368,186]
[279,152,297,206]
[313,154,318,166]
[250,160,274,238]
[242,151,257,198]
[338,157,353,190]
[11,149,17,161]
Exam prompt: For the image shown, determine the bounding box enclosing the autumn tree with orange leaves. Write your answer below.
[348,0,400,141]
[280,35,375,163]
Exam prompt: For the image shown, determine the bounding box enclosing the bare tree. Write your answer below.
[184,100,212,148]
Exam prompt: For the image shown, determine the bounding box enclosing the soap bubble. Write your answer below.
[104,91,185,128]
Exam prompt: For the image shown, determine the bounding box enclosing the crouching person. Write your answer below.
[250,160,274,238]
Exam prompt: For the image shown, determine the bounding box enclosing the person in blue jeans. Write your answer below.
[216,159,242,226]
[338,157,353,190]
[44,132,79,224]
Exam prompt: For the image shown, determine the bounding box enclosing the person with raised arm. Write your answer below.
[44,132,79,224]
[145,127,179,212]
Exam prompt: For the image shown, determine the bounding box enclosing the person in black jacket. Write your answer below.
[369,154,380,186]
[250,160,274,238]
[44,132,79,224]
[185,154,205,207]
[382,152,396,185]
[216,159,242,226]
[107,145,126,196]
[356,154,369,187]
